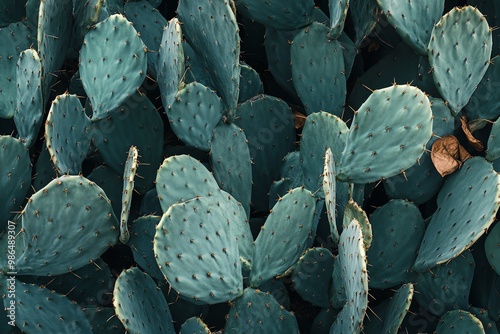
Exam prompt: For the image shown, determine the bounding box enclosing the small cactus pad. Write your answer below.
[435,310,485,334]
[177,0,240,116]
[224,288,299,333]
[337,84,433,184]
[377,0,445,55]
[9,279,92,333]
[157,17,184,110]
[113,267,175,334]
[291,22,346,116]
[428,6,492,115]
[343,199,372,250]
[465,55,500,120]
[249,187,316,287]
[179,317,210,334]
[154,196,243,304]
[14,48,43,148]
[413,157,500,272]
[16,175,119,276]
[119,146,138,244]
[167,82,224,151]
[415,250,475,317]
[155,155,219,213]
[486,118,500,161]
[485,221,500,275]
[330,219,369,334]
[88,165,122,218]
[79,14,147,120]
[366,200,425,289]
[238,63,264,102]
[381,283,414,334]
[0,135,32,230]
[45,93,92,175]
[350,0,379,47]
[323,148,339,244]
[329,0,349,39]
[73,0,105,51]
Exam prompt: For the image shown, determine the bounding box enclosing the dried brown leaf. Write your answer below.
[461,116,484,151]
[431,135,472,177]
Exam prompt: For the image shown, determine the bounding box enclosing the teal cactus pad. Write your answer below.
[485,221,500,275]
[79,14,147,120]
[0,136,31,230]
[329,0,349,39]
[88,165,122,218]
[323,148,339,244]
[469,307,499,334]
[180,317,210,334]
[8,279,92,333]
[367,200,424,289]
[486,118,500,161]
[0,21,33,119]
[235,94,295,211]
[140,188,162,216]
[311,308,339,334]
[119,146,138,244]
[291,22,346,116]
[234,0,314,30]
[167,82,224,151]
[177,0,240,116]
[428,6,492,115]
[45,93,91,175]
[300,111,349,193]
[16,175,119,276]
[124,0,166,76]
[224,288,299,333]
[250,187,316,287]
[343,199,372,250]
[416,250,475,317]
[157,17,184,109]
[14,48,43,148]
[350,0,380,47]
[381,283,414,334]
[33,144,57,191]
[257,278,290,309]
[238,63,264,103]
[331,219,368,334]
[435,310,484,333]
[210,123,252,216]
[291,247,335,308]
[92,92,163,194]
[337,84,433,184]
[73,0,104,51]
[377,0,444,55]
[154,196,244,304]
[413,157,500,272]
[465,55,500,120]
[182,40,216,90]
[0,0,25,26]
[155,155,219,213]
[83,307,125,333]
[128,215,164,280]
[113,267,175,334]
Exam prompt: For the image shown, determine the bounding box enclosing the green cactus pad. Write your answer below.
[465,55,500,120]
[337,84,433,184]
[416,250,475,317]
[182,40,216,90]
[155,155,219,213]
[469,307,499,334]
[311,308,339,334]
[0,1,25,26]
[45,93,91,175]
[162,286,210,331]
[238,63,264,103]
[128,215,164,280]
[329,0,349,39]
[381,283,414,334]
[367,200,424,289]
[140,188,162,216]
[16,175,119,276]
[250,187,316,287]
[291,247,335,308]
[0,21,33,119]
[485,221,500,275]
[0,136,32,230]
[87,165,122,218]
[323,148,339,244]
[92,92,163,194]
[234,0,314,30]
[377,0,444,55]
[343,199,372,250]
[291,22,346,116]
[235,94,295,211]
[210,123,252,216]
[154,196,244,304]
[177,0,240,116]
[180,317,210,334]
[124,0,166,76]
[435,310,485,333]
[157,17,184,109]
[33,144,57,191]
[167,82,224,151]
[330,219,369,334]
[413,157,500,272]
[119,146,138,244]
[428,6,492,115]
[7,279,92,333]
[14,48,43,148]
[73,0,104,51]
[257,278,291,309]
[350,0,380,47]
[83,307,125,333]
[300,111,349,193]
[486,118,500,161]
[113,267,175,334]
[79,14,147,120]
[224,288,299,333]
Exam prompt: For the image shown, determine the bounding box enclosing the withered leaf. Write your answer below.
[461,116,484,151]
[431,135,472,177]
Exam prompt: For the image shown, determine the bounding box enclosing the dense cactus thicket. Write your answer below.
[1,0,500,333]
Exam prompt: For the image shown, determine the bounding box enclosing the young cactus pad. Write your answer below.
[119,146,138,244]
